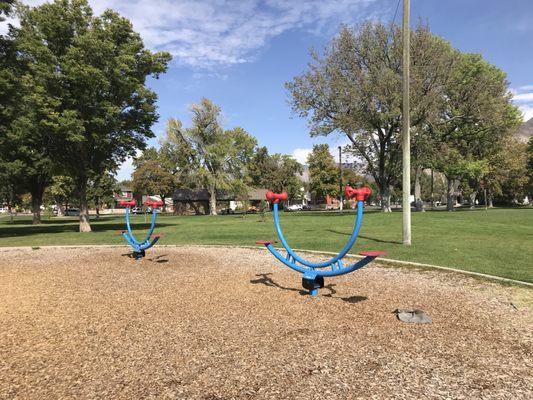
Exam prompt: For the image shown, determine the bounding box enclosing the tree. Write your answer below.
[247,146,304,200]
[429,53,522,210]
[268,154,304,200]
[163,99,257,215]
[11,0,171,232]
[0,0,54,224]
[287,23,456,212]
[48,175,76,216]
[132,159,175,211]
[307,144,339,203]
[87,172,116,218]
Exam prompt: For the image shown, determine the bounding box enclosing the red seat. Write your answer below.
[359,250,386,257]
[256,240,277,245]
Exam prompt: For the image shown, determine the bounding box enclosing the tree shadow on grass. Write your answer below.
[324,229,402,245]
[0,222,174,238]
[250,273,367,303]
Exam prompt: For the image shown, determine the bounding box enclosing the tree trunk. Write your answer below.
[8,204,14,224]
[208,184,217,215]
[56,201,65,217]
[78,178,92,232]
[469,192,476,209]
[414,166,425,212]
[488,191,494,208]
[30,183,45,225]
[380,185,392,213]
[7,188,14,223]
[484,188,488,210]
[446,177,454,211]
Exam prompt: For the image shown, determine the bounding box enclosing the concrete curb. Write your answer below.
[1,244,531,288]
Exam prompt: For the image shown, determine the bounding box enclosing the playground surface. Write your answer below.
[1,246,531,399]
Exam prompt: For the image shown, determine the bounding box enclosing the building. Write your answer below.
[114,186,134,208]
[172,188,269,215]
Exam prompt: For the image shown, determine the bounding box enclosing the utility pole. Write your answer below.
[430,169,434,210]
[402,0,411,245]
[338,146,343,213]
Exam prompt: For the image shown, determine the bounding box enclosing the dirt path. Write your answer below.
[0,246,531,399]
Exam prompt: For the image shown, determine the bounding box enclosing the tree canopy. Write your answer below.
[2,0,171,230]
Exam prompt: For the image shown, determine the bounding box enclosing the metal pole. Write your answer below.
[338,146,343,213]
[402,0,411,245]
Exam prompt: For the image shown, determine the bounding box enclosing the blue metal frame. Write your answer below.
[259,200,380,296]
[121,207,161,258]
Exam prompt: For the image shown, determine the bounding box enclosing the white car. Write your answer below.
[286,204,303,211]
[0,207,8,214]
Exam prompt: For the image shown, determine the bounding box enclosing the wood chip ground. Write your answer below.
[0,246,531,399]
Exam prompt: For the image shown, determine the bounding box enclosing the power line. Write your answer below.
[391,0,401,29]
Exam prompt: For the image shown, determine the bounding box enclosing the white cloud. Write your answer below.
[512,92,533,102]
[292,148,312,164]
[291,140,356,165]
[3,0,379,68]
[519,105,533,121]
[512,85,533,122]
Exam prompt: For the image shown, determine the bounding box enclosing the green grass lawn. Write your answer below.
[1,208,532,282]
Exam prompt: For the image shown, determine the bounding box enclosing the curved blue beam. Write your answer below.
[124,207,158,245]
[125,207,143,246]
[264,243,376,277]
[272,201,363,268]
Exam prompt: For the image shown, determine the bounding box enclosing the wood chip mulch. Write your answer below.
[0,246,531,399]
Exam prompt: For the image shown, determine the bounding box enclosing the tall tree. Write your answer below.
[287,23,456,212]
[12,0,171,231]
[247,146,304,200]
[429,53,521,210]
[307,144,339,203]
[163,99,257,215]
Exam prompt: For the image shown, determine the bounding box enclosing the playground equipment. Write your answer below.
[256,186,385,296]
[119,198,163,259]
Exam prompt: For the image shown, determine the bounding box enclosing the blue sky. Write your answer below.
[7,1,533,180]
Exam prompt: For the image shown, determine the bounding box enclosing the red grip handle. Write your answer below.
[265,191,288,204]
[119,199,137,207]
[345,186,372,201]
[144,199,164,207]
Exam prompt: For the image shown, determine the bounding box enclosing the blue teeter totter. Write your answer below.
[256,186,385,296]
[118,198,163,260]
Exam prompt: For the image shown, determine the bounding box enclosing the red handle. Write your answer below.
[119,199,137,207]
[144,199,164,207]
[265,191,288,204]
[345,186,372,201]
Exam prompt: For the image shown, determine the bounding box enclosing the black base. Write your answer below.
[132,249,146,260]
[302,275,324,291]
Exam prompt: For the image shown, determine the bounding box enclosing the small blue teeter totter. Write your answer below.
[257,186,385,296]
[118,198,164,260]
